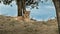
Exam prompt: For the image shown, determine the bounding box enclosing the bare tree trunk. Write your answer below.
[22,0,26,15]
[53,0,60,33]
[16,0,22,16]
[16,0,26,16]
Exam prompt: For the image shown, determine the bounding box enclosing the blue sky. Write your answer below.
[0,0,56,21]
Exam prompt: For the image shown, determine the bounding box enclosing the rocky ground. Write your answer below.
[0,15,59,34]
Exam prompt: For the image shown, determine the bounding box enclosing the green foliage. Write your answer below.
[0,0,48,9]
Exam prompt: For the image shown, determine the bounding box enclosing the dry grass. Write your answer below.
[0,15,59,34]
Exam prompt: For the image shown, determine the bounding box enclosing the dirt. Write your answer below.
[0,15,59,34]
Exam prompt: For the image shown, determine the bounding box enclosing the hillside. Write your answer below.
[0,15,59,34]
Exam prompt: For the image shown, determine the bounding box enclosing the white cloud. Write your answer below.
[26,8,30,11]
[45,6,55,8]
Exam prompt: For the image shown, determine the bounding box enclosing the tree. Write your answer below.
[0,0,60,32]
[52,0,60,33]
[16,0,41,16]
[0,0,40,16]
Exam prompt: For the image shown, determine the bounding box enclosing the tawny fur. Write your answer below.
[14,11,30,22]
[23,11,30,22]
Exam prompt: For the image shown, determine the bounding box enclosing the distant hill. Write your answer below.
[0,15,59,34]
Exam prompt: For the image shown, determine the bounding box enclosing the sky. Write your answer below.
[0,0,56,21]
